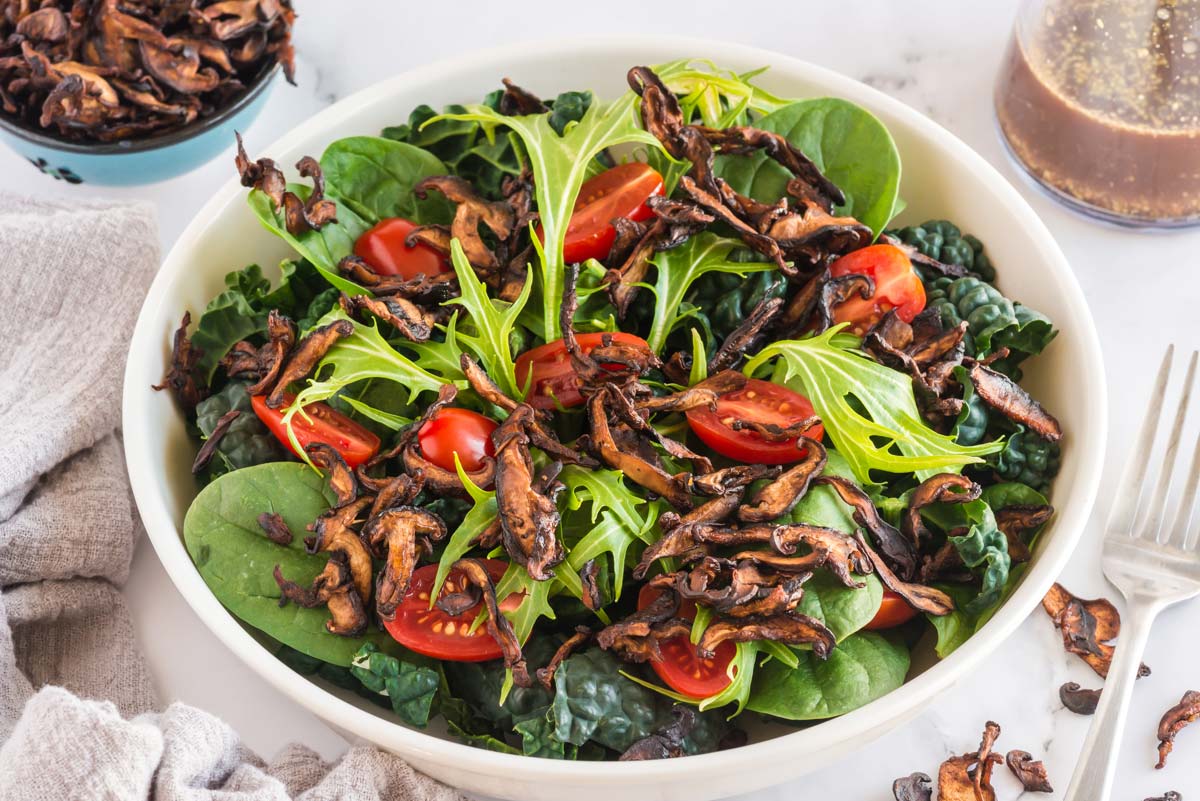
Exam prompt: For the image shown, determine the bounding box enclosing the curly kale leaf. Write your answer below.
[350,643,440,728]
[194,381,285,474]
[926,276,1056,367]
[952,365,990,446]
[382,89,593,200]
[991,426,1061,491]
[191,260,338,381]
[889,219,995,281]
[442,637,557,733]
[687,264,788,349]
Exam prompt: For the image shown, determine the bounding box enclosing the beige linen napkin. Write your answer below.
[0,195,463,801]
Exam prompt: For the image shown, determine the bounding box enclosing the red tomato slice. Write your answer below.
[828,244,926,334]
[417,408,498,474]
[384,560,523,661]
[637,584,735,699]
[251,393,380,468]
[354,217,450,279]
[514,331,650,410]
[686,379,825,465]
[864,590,918,630]
[541,163,663,264]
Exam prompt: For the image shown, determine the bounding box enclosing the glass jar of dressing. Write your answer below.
[996,0,1200,228]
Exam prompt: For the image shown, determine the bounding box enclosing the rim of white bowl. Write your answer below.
[123,34,1107,783]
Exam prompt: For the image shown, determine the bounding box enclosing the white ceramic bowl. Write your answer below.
[123,36,1106,801]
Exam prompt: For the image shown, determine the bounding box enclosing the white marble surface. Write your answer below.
[4,0,1200,797]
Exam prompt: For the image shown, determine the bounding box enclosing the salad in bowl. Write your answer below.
[157,60,1063,762]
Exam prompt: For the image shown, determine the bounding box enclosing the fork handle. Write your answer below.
[1062,601,1160,801]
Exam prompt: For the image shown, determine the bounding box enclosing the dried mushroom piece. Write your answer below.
[273,553,367,637]
[968,363,1063,442]
[596,588,691,663]
[192,409,240,473]
[265,318,355,408]
[902,474,981,548]
[535,627,592,690]
[306,497,373,605]
[700,611,835,659]
[737,438,827,523]
[937,721,1003,801]
[244,310,296,393]
[1157,690,1200,769]
[363,506,446,620]
[707,296,784,373]
[1042,583,1147,679]
[1145,793,1183,801]
[451,558,531,686]
[891,773,933,801]
[1005,750,1053,793]
[305,443,357,506]
[817,476,919,580]
[994,503,1053,563]
[236,138,336,237]
[619,706,698,761]
[493,405,565,579]
[411,175,515,271]
[852,530,954,616]
[350,294,433,342]
[153,312,208,410]
[256,512,292,545]
[1059,681,1101,715]
[585,392,693,510]
[338,255,459,303]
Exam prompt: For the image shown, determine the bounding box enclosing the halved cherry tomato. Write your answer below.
[637,585,735,699]
[864,590,918,630]
[515,331,651,410]
[353,217,450,279]
[251,393,380,468]
[383,559,524,661]
[686,378,825,465]
[417,407,497,473]
[545,163,663,264]
[828,244,926,334]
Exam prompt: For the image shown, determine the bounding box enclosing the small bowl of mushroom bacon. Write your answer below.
[0,0,294,185]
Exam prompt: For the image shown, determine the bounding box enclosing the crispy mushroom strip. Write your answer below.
[337,255,459,303]
[364,506,447,620]
[493,405,565,580]
[687,464,779,497]
[586,392,693,510]
[777,267,829,337]
[620,706,698,762]
[191,409,240,474]
[605,197,714,317]
[153,312,208,410]
[452,558,532,687]
[730,417,821,442]
[816,273,875,332]
[891,773,933,801]
[257,512,293,545]
[994,504,1053,563]
[1041,582,1141,679]
[562,264,661,390]
[937,721,1003,801]
[235,137,335,236]
[852,530,955,616]
[738,437,827,523]
[676,175,790,272]
[411,175,515,272]
[1059,681,1101,715]
[697,126,845,210]
[498,77,549,115]
[350,293,433,342]
[969,363,1063,442]
[596,588,692,663]
[305,443,358,506]
[265,318,355,408]
[817,476,919,580]
[902,473,981,548]
[768,525,871,588]
[1157,690,1200,769]
[1005,750,1053,793]
[245,310,296,394]
[637,385,719,415]
[536,627,592,690]
[707,296,784,373]
[306,497,373,605]
[601,384,713,474]
[700,611,835,659]
[579,559,604,611]
[274,554,367,637]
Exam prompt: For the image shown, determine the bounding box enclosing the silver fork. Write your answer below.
[1065,345,1200,801]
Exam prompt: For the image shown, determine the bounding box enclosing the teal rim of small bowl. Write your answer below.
[0,61,280,155]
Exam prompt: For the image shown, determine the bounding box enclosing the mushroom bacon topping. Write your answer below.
[273,553,367,637]
[349,294,433,342]
[707,296,784,373]
[585,392,693,510]
[737,437,827,523]
[365,471,425,519]
[363,506,447,621]
[256,512,293,546]
[601,383,713,474]
[968,363,1063,442]
[236,139,336,237]
[535,627,592,690]
[902,473,981,548]
[306,497,373,606]
[937,721,1003,801]
[1006,750,1053,793]
[816,476,919,581]
[687,464,780,497]
[852,530,954,616]
[1059,681,1101,715]
[696,125,844,210]
[995,503,1054,563]
[264,318,355,409]
[605,197,714,317]
[191,409,240,474]
[493,405,566,580]
[1145,794,1183,801]
[1157,690,1200,769]
[450,558,532,687]
[596,588,691,663]
[337,255,459,303]
[410,175,515,272]
[768,525,871,588]
[890,773,933,801]
[700,611,835,659]
[777,267,829,337]
[729,417,822,443]
[244,310,296,393]
[153,312,208,410]
[1041,582,1149,679]
[305,443,358,506]
[619,706,698,762]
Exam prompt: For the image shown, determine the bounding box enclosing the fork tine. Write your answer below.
[1144,350,1198,543]
[1174,426,1200,551]
[1108,345,1175,537]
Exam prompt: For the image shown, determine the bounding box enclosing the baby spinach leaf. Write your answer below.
[182,462,398,665]
[319,136,452,225]
[746,632,910,720]
[714,98,902,235]
[350,642,440,728]
[746,327,1002,484]
[797,570,883,643]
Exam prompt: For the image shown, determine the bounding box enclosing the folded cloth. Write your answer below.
[0,195,463,801]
